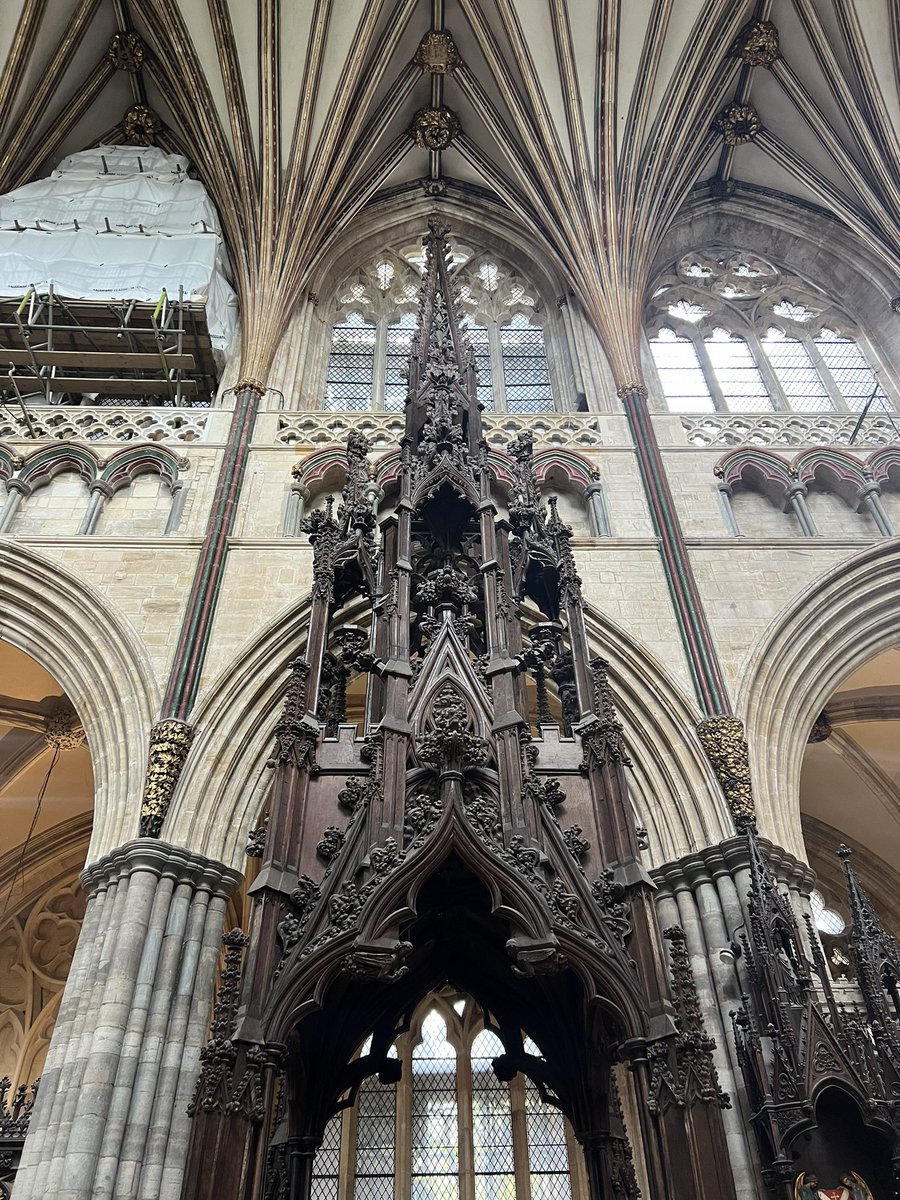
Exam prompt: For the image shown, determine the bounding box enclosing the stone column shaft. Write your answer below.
[14,840,241,1200]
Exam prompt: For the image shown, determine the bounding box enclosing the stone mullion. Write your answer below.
[395,1041,413,1200]
[693,335,728,413]
[456,1043,475,1200]
[805,336,850,412]
[337,1101,357,1200]
[746,330,789,412]
[487,318,507,411]
[508,1074,532,1200]
[372,319,388,412]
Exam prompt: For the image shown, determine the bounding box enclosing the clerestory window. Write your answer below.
[322,244,556,414]
[646,249,895,414]
[309,994,586,1200]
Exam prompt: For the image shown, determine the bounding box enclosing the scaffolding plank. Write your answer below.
[0,350,196,370]
[6,375,198,396]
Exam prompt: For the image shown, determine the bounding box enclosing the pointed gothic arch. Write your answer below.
[738,540,900,861]
[0,539,159,862]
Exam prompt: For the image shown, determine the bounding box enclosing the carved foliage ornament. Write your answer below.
[696,716,754,828]
[139,719,195,837]
[108,31,145,72]
[123,103,161,146]
[714,103,762,146]
[411,106,461,151]
[732,19,779,66]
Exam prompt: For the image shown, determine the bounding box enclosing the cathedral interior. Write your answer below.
[2,3,900,1199]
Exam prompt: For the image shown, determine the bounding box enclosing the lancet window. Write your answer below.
[308,995,585,1200]
[645,249,895,415]
[323,243,555,413]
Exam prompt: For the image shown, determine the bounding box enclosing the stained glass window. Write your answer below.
[500,314,554,413]
[412,1011,460,1200]
[324,312,376,411]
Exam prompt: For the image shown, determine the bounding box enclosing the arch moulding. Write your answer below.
[738,540,900,862]
[0,539,159,864]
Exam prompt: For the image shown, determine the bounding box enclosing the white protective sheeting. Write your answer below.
[0,145,236,355]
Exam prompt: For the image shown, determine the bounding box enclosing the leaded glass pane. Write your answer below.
[411,1011,460,1200]
[816,331,892,412]
[705,328,773,410]
[355,1070,396,1200]
[760,331,832,412]
[384,312,417,412]
[500,314,554,413]
[324,312,376,411]
[524,1077,572,1200]
[471,1030,515,1200]
[649,328,714,412]
[311,1113,342,1200]
[465,322,494,411]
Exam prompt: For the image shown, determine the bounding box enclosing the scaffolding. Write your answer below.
[0,285,218,421]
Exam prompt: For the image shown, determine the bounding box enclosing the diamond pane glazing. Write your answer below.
[816,333,892,412]
[385,313,416,412]
[650,331,714,412]
[524,1078,572,1200]
[500,316,554,413]
[705,330,773,410]
[310,1113,342,1200]
[411,1011,460,1200]
[471,1029,515,1200]
[761,334,832,411]
[324,313,376,410]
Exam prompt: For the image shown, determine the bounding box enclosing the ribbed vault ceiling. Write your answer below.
[2,1,899,386]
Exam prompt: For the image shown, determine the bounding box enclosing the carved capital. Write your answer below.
[696,715,754,828]
[139,719,195,837]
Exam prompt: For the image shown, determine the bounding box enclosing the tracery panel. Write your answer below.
[645,247,896,415]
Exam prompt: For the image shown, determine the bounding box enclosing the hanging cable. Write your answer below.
[0,743,61,922]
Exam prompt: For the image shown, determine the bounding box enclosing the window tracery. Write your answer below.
[308,994,584,1200]
[323,243,555,413]
[646,249,894,415]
